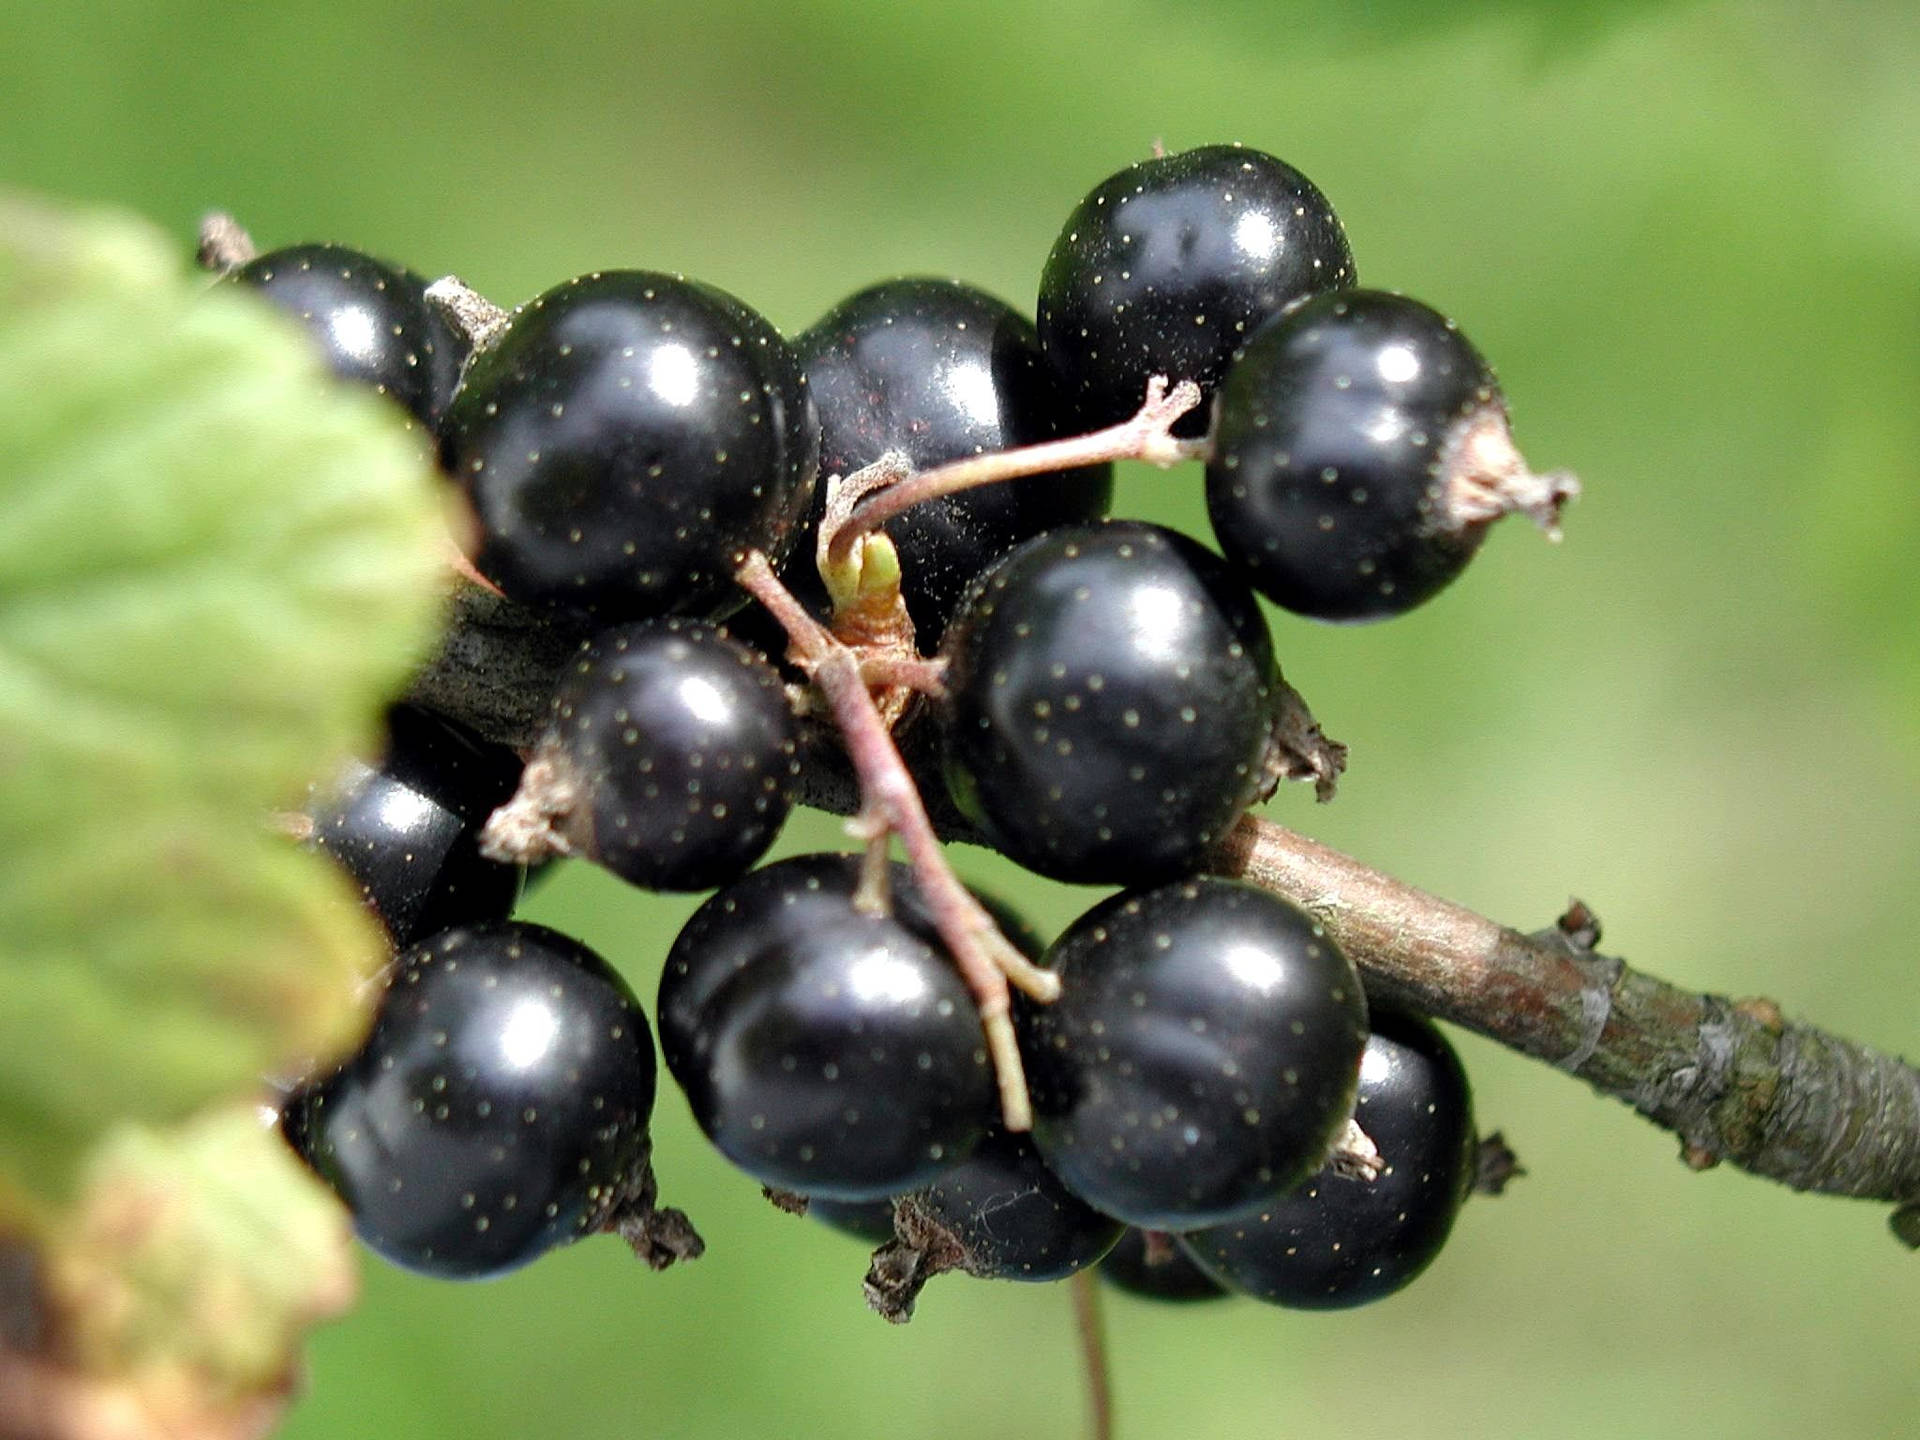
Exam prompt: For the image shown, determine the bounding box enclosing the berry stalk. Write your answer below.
[828,376,1208,565]
[735,551,1056,1132]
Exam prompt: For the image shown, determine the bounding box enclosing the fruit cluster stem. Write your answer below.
[408,582,1920,1243]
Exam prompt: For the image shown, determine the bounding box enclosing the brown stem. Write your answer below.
[1070,1270,1114,1440]
[831,376,1208,563]
[1210,814,1920,1231]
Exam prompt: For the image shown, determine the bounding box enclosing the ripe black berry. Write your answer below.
[790,277,1111,648]
[658,854,995,1200]
[281,922,658,1279]
[307,704,523,946]
[443,271,818,621]
[1022,877,1368,1230]
[227,243,469,428]
[1207,289,1565,621]
[1099,1228,1228,1303]
[1037,145,1354,433]
[938,520,1284,885]
[503,620,800,892]
[1178,1007,1476,1308]
[863,1127,1124,1322]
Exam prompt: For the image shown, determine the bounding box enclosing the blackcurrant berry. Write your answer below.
[442,271,818,622]
[1178,1007,1476,1308]
[938,520,1284,885]
[863,1127,1124,1322]
[227,243,469,429]
[807,1195,900,1245]
[1037,145,1354,433]
[307,704,523,946]
[658,854,995,1200]
[1099,1228,1228,1303]
[789,277,1112,649]
[497,620,800,892]
[1207,289,1569,621]
[1022,877,1368,1231]
[281,922,658,1280]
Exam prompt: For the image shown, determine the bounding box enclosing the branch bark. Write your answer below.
[407,578,1920,1241]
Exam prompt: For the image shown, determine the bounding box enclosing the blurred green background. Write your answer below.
[7,1,1918,1435]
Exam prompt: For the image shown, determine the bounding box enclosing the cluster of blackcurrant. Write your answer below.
[213,141,1566,1324]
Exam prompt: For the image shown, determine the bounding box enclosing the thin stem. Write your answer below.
[1070,1271,1114,1440]
[831,376,1208,563]
[736,553,1055,1132]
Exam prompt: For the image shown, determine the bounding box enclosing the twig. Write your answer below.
[1210,814,1920,1233]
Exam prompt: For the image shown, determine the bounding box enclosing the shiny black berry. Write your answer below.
[658,854,995,1200]
[938,520,1283,885]
[281,922,658,1279]
[307,705,523,946]
[227,243,468,428]
[863,1127,1124,1322]
[509,620,799,892]
[1179,1007,1476,1308]
[1099,1228,1228,1303]
[1038,145,1354,433]
[789,277,1111,648]
[443,271,818,622]
[1023,877,1368,1231]
[1207,289,1552,621]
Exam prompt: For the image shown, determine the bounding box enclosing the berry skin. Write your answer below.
[519,620,800,892]
[308,704,523,946]
[1099,1228,1228,1303]
[790,277,1112,648]
[442,271,818,622]
[863,1127,1124,1322]
[1207,289,1524,621]
[227,243,469,428]
[280,922,658,1280]
[938,520,1283,886]
[1178,1007,1476,1309]
[658,854,996,1201]
[1037,145,1354,433]
[1022,877,1369,1231]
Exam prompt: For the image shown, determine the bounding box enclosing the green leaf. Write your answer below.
[0,192,449,1211]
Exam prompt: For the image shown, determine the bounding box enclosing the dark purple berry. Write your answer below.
[1038,145,1353,434]
[1207,289,1558,621]
[1023,877,1368,1230]
[508,620,799,892]
[1178,1008,1477,1308]
[280,922,658,1279]
[227,243,468,428]
[789,277,1111,648]
[863,1127,1124,1322]
[307,704,523,945]
[938,520,1283,885]
[1099,1228,1228,1303]
[658,854,995,1200]
[443,271,818,622]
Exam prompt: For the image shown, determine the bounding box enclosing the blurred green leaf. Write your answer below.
[1,1107,359,1440]
[0,192,448,1211]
